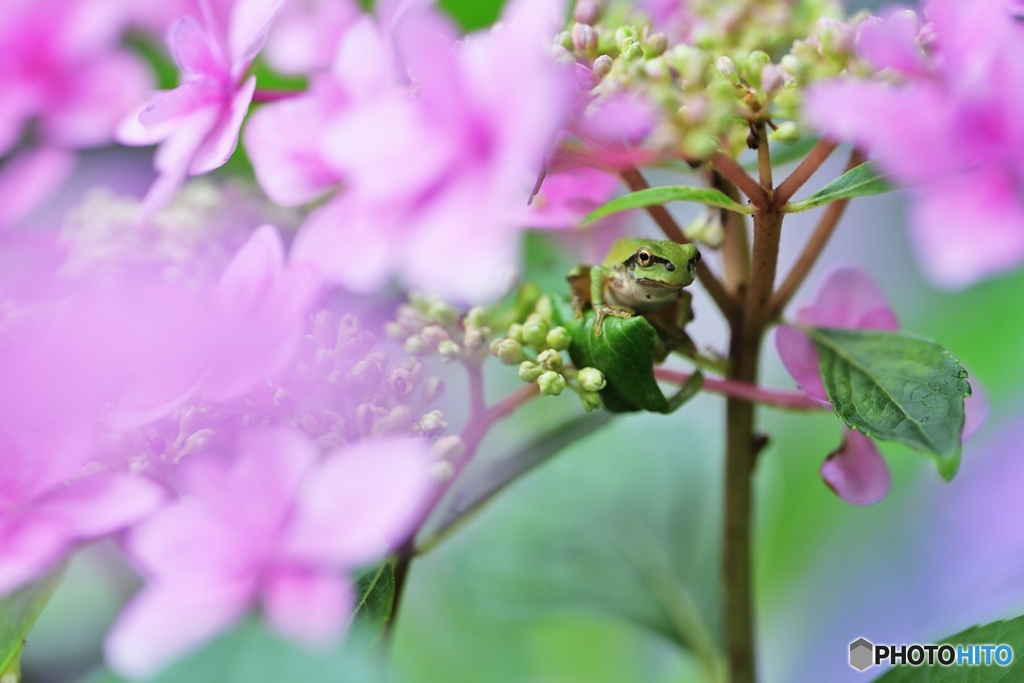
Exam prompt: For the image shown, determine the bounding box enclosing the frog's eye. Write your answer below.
[636,248,653,266]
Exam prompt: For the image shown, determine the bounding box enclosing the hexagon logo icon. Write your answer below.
[849,637,874,671]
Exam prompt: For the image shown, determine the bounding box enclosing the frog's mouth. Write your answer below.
[635,278,685,291]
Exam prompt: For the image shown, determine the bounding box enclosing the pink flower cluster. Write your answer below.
[806,0,1024,288]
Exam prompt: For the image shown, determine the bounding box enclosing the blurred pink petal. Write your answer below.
[33,472,164,538]
[286,437,433,566]
[855,11,926,75]
[0,148,76,229]
[0,516,70,595]
[962,383,989,440]
[527,166,619,229]
[263,0,360,74]
[139,79,224,128]
[822,430,892,505]
[229,0,289,70]
[171,16,228,78]
[190,76,257,174]
[263,567,352,643]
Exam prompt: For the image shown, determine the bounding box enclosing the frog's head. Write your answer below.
[626,242,701,289]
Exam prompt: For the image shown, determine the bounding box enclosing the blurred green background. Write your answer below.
[22,0,1024,682]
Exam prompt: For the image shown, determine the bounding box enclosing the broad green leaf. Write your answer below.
[351,563,395,639]
[583,186,753,225]
[785,162,894,213]
[424,411,614,548]
[0,565,66,681]
[873,613,1024,681]
[803,327,970,479]
[552,297,693,413]
[78,618,387,683]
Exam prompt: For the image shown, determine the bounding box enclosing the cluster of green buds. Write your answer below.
[557,0,866,159]
[488,298,608,412]
[386,293,491,366]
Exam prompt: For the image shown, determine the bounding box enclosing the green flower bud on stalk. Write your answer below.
[420,324,449,348]
[577,367,607,392]
[404,334,430,356]
[537,348,564,373]
[580,391,603,412]
[464,306,488,329]
[740,50,772,86]
[716,56,739,84]
[522,319,548,349]
[437,340,461,362]
[518,361,544,383]
[463,327,486,350]
[507,322,525,343]
[770,121,801,143]
[428,300,458,327]
[493,338,528,365]
[645,32,668,58]
[385,321,409,342]
[572,22,598,54]
[545,326,572,351]
[593,54,613,79]
[621,41,643,62]
[538,371,567,396]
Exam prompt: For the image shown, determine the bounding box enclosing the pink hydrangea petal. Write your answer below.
[140,105,220,214]
[228,0,288,70]
[33,472,164,538]
[802,267,899,330]
[527,166,619,229]
[0,515,71,595]
[262,566,352,644]
[244,88,342,205]
[263,0,360,75]
[856,10,927,76]
[821,430,892,506]
[285,437,432,567]
[105,581,252,679]
[190,76,256,174]
[41,51,152,149]
[392,6,465,121]
[138,78,223,129]
[170,15,227,79]
[0,148,76,229]
[775,324,830,404]
[291,196,398,293]
[909,172,1024,288]
[963,380,989,440]
[332,16,397,96]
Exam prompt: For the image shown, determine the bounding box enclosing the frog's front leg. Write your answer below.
[589,265,634,336]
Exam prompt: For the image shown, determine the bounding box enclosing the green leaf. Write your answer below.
[785,162,894,213]
[551,297,687,413]
[0,565,66,681]
[425,412,614,548]
[873,614,1024,681]
[583,186,754,225]
[350,563,395,639]
[803,326,970,479]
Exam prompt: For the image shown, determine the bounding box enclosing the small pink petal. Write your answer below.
[34,472,164,538]
[229,0,288,70]
[856,11,927,76]
[0,148,76,229]
[139,78,223,129]
[775,324,830,404]
[821,430,892,506]
[170,15,228,79]
[800,267,899,330]
[285,437,433,567]
[190,75,256,174]
[0,515,71,595]
[527,166,619,229]
[105,581,252,679]
[263,566,351,644]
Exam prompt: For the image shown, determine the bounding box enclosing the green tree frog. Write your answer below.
[568,238,701,336]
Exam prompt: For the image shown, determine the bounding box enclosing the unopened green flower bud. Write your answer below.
[463,327,486,350]
[621,41,643,62]
[685,206,725,248]
[537,348,564,373]
[716,56,739,83]
[464,306,488,329]
[577,367,607,392]
[418,410,448,436]
[779,54,805,80]
[593,54,613,79]
[492,338,528,365]
[385,321,409,342]
[404,334,430,356]
[428,300,458,327]
[557,30,573,51]
[420,324,449,347]
[507,322,525,343]
[545,326,572,351]
[396,304,425,331]
[580,391,603,412]
[533,296,554,323]
[538,371,567,396]
[644,57,670,80]
[423,376,445,402]
[614,26,637,46]
[572,22,598,53]
[573,0,600,24]
[681,130,719,159]
[438,340,461,362]
[431,434,466,461]
[741,51,772,85]
[770,121,801,143]
[645,32,668,58]
[518,361,544,383]
[816,18,852,57]
[522,319,548,348]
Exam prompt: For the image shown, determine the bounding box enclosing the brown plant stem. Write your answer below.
[710,172,751,296]
[619,167,738,321]
[770,149,865,319]
[710,152,769,210]
[775,139,839,206]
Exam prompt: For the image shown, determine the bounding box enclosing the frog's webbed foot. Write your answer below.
[592,305,634,336]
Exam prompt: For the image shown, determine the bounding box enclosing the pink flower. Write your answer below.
[105,428,433,678]
[263,0,361,75]
[526,166,619,229]
[805,0,1024,288]
[249,0,576,301]
[776,268,899,505]
[118,0,286,213]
